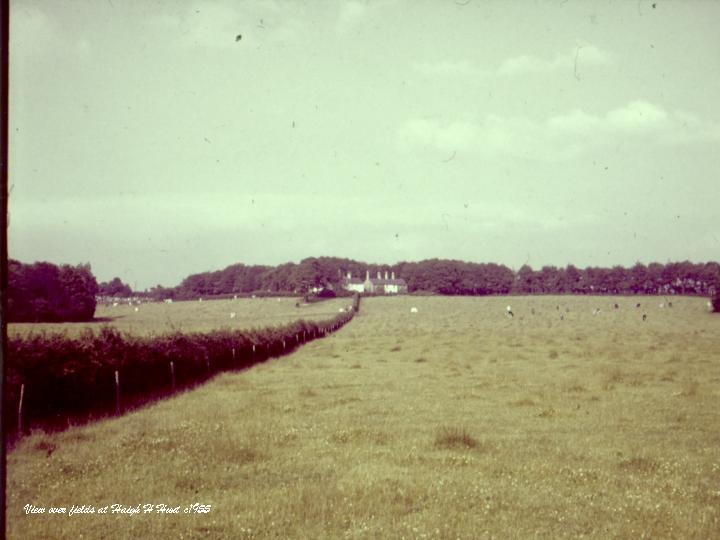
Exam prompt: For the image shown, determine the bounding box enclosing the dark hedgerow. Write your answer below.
[6,309,356,439]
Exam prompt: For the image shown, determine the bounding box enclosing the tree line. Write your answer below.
[8,257,719,322]
[144,257,719,300]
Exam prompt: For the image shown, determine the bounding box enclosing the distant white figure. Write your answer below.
[230,312,236,319]
[134,307,139,312]
[659,302,664,309]
[592,308,601,316]
[410,307,418,313]
[708,301,713,311]
[251,294,256,299]
[506,306,514,318]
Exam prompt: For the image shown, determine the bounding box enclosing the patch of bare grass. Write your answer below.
[32,439,56,457]
[679,380,699,397]
[434,426,479,450]
[298,387,317,398]
[618,456,659,475]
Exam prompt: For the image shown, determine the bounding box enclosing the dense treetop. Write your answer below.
[8,259,98,322]
[143,257,719,300]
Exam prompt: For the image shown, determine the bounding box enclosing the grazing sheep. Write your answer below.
[659,302,664,309]
[531,308,535,315]
[592,308,601,316]
[230,312,236,319]
[668,301,673,308]
[642,313,647,321]
[410,307,418,313]
[112,302,118,307]
[199,298,203,302]
[134,307,139,312]
[614,303,619,309]
[636,303,641,308]
[338,308,345,313]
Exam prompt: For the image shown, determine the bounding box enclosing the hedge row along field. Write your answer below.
[6,294,361,441]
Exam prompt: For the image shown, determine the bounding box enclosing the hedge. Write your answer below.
[6,301,358,439]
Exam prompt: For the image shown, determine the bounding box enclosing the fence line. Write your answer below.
[7,294,361,440]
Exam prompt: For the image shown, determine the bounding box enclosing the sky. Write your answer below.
[8,0,720,290]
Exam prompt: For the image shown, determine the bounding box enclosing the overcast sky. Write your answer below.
[9,0,720,290]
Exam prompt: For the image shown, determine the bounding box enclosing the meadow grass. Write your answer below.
[7,295,720,539]
[7,296,352,338]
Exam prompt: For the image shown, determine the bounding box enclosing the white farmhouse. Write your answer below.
[343,270,408,295]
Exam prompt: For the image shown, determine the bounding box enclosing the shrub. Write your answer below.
[6,309,355,438]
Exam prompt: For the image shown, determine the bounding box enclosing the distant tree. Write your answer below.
[515,265,536,294]
[8,260,98,322]
[98,277,133,297]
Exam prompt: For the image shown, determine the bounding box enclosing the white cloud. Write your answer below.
[398,101,720,161]
[498,44,611,76]
[411,44,610,80]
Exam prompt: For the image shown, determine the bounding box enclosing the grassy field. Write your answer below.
[7,295,720,539]
[7,296,353,338]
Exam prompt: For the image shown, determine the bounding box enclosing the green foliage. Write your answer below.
[97,277,133,297]
[8,260,98,322]
[147,257,719,299]
[6,309,355,437]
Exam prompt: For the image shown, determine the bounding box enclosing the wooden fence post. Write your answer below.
[18,383,25,433]
[232,347,236,361]
[115,370,120,415]
[170,361,176,392]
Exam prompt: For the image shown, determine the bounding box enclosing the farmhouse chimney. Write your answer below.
[391,271,395,280]
[377,271,381,280]
[347,271,351,279]
[365,270,370,280]
[385,271,389,280]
